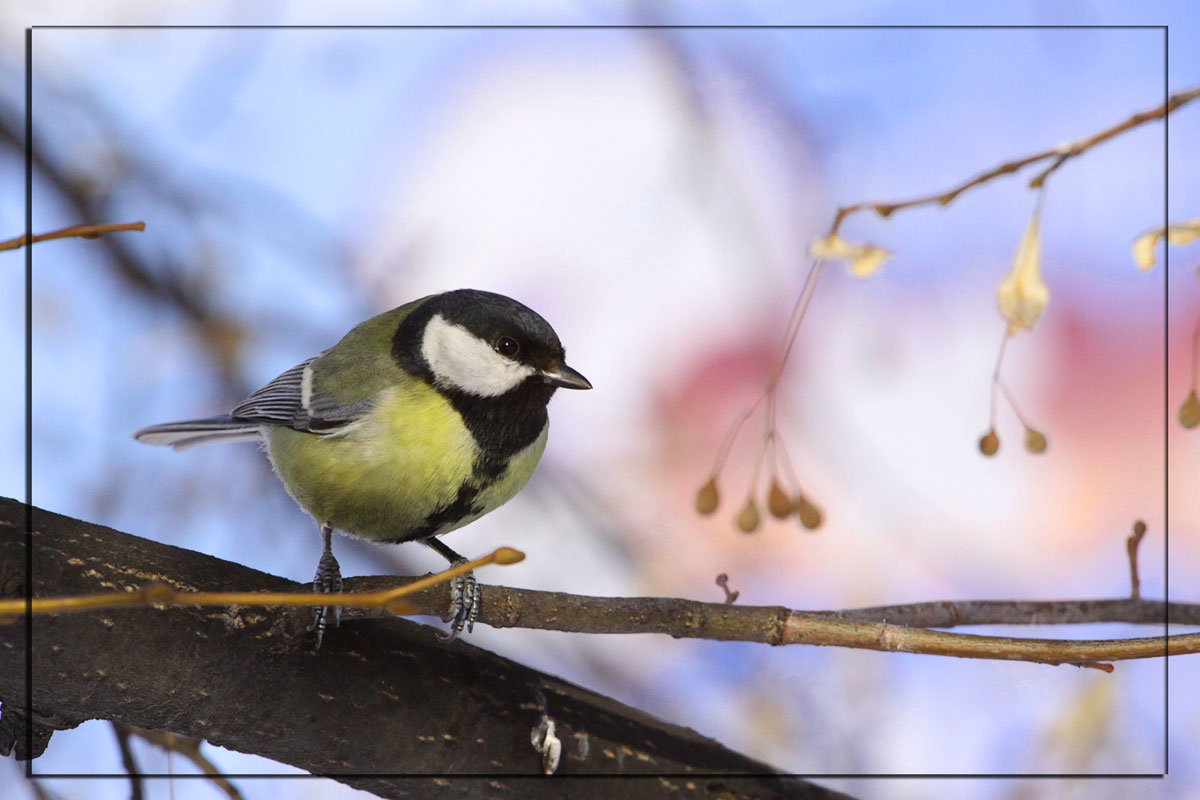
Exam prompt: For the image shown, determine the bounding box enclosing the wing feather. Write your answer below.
[229,355,374,434]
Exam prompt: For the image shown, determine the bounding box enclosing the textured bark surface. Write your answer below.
[0,498,850,800]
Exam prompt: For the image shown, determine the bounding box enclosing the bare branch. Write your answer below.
[4,498,1195,673]
[367,579,1196,668]
[829,84,1200,236]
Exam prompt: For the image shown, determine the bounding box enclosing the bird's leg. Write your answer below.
[308,524,343,648]
[424,538,479,642]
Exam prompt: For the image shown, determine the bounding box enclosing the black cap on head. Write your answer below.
[431,289,566,373]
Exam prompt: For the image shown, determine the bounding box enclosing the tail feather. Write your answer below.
[133,416,262,451]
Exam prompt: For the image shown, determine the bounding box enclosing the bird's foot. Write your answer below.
[437,563,479,643]
[309,550,343,648]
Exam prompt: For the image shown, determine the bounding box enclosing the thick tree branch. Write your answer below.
[0,498,842,800]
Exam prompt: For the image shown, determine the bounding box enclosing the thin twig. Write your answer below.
[1026,85,1200,188]
[989,327,1010,429]
[343,577,1198,669]
[766,259,826,394]
[997,378,1033,429]
[0,221,145,253]
[706,259,826,481]
[708,394,765,478]
[828,84,1200,237]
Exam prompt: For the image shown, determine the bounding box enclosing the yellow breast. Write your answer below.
[264,382,546,543]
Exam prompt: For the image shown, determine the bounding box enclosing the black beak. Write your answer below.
[542,363,592,390]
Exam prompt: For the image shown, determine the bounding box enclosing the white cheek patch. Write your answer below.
[421,314,536,397]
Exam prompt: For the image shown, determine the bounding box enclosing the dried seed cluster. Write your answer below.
[696,477,823,535]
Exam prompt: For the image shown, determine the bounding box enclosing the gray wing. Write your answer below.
[230,355,374,434]
[135,354,378,450]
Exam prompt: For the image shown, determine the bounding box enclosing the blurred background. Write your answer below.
[2,3,1198,800]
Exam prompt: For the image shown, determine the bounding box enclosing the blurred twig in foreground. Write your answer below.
[0,220,144,252]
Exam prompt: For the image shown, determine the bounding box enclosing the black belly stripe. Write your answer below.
[383,452,509,543]
[471,451,508,482]
[387,483,483,542]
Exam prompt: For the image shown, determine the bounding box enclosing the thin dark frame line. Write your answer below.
[1162,22,1171,778]
[27,24,1165,30]
[23,24,34,783]
[21,23,1171,782]
[16,771,1172,780]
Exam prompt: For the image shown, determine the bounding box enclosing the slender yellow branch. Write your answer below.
[779,615,1196,671]
[0,220,146,252]
[0,546,523,621]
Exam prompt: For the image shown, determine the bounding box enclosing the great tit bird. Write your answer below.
[134,289,591,644]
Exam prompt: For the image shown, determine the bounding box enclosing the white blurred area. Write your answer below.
[2,7,1198,800]
[358,31,827,593]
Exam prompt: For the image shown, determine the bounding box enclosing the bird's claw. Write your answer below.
[438,568,479,642]
[309,550,343,648]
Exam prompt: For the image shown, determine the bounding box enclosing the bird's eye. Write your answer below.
[494,336,520,358]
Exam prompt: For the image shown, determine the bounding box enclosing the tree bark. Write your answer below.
[0,498,848,800]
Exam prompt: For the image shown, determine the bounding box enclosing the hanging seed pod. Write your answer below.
[767,480,792,519]
[735,498,761,533]
[694,478,720,515]
[1023,427,1048,454]
[978,429,1000,456]
[1180,391,1200,429]
[793,494,823,531]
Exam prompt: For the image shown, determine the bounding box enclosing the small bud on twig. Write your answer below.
[715,573,740,604]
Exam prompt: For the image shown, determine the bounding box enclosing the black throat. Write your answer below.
[392,304,554,473]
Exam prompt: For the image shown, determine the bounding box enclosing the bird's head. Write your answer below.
[400,289,591,401]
